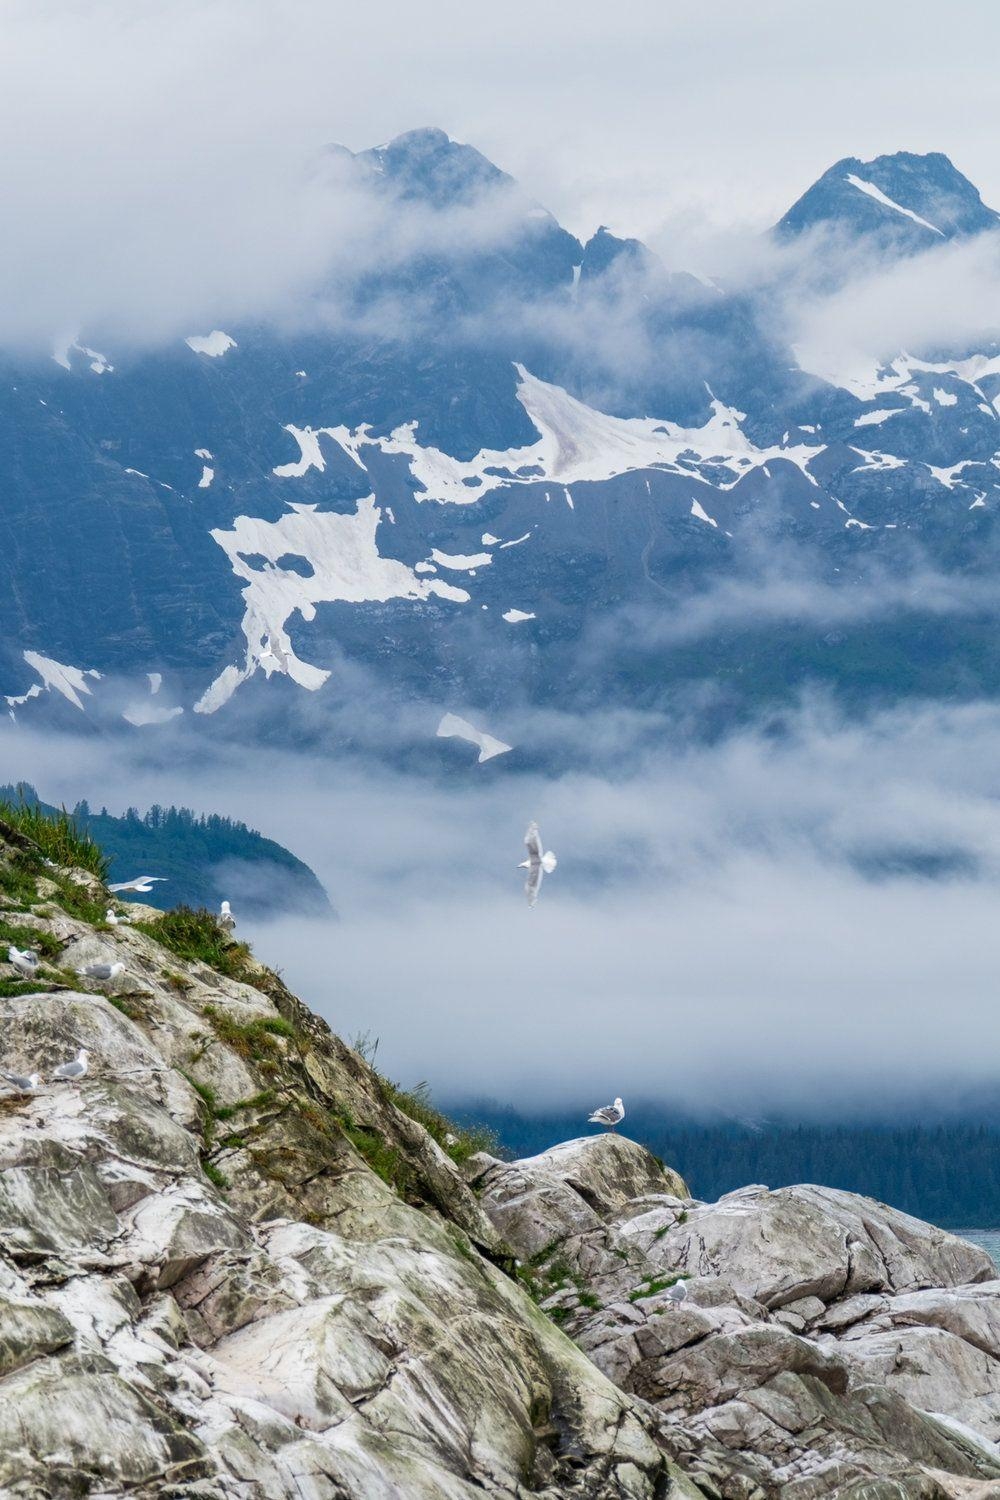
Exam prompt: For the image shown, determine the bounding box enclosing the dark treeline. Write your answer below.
[452,1106,1000,1228]
[0,784,329,917]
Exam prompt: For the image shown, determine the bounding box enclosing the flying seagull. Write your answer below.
[664,1279,688,1309]
[108,876,165,894]
[219,900,236,934]
[519,821,557,907]
[1,1069,40,1094]
[7,945,39,978]
[77,961,125,985]
[51,1048,89,1083]
[588,1096,625,1131]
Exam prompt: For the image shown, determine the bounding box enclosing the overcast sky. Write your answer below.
[5,0,1000,276]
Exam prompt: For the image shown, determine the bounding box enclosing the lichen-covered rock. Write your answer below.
[0,821,701,1499]
[474,1134,1000,1498]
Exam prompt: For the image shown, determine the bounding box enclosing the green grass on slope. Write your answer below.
[0,797,109,880]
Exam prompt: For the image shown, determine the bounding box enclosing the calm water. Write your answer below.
[955,1229,1000,1269]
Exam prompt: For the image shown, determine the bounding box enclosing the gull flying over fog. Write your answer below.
[664,1279,688,1308]
[76,961,125,985]
[219,900,236,934]
[1,1069,40,1094]
[51,1048,88,1083]
[108,876,165,894]
[7,945,39,978]
[519,822,557,907]
[588,1096,625,1131]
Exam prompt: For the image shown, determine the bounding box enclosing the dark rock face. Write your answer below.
[777,150,1000,249]
[6,133,1000,743]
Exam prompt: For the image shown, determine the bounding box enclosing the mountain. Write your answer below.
[4,134,1000,754]
[776,149,1000,250]
[3,809,1000,1498]
[0,784,330,917]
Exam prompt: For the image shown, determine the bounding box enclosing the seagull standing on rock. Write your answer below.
[76,961,125,986]
[519,822,557,907]
[7,945,39,979]
[51,1049,88,1084]
[664,1279,688,1309]
[588,1096,625,1132]
[219,900,236,935]
[1,1069,40,1094]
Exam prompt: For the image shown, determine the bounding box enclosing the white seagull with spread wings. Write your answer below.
[108,876,165,894]
[519,822,557,907]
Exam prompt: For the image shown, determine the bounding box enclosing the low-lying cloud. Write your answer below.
[5,693,1000,1119]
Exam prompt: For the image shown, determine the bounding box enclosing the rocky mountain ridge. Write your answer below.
[3,815,1000,1497]
[6,140,1000,748]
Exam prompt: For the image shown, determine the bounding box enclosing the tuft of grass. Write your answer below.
[0,978,45,998]
[181,1071,219,1117]
[201,1158,230,1191]
[353,1034,498,1167]
[202,1005,298,1061]
[628,1273,684,1304]
[214,1089,276,1121]
[0,798,109,880]
[137,906,252,979]
[0,917,61,959]
[108,993,145,1021]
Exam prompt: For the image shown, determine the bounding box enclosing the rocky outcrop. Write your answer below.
[6,813,1000,1500]
[469,1137,1000,1498]
[0,824,701,1499]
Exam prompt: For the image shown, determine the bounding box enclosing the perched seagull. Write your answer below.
[219,900,236,935]
[588,1096,625,1132]
[105,908,119,926]
[51,1048,89,1083]
[519,822,558,908]
[76,961,125,985]
[1,1069,40,1094]
[7,945,39,978]
[664,1279,688,1309]
[108,876,165,894]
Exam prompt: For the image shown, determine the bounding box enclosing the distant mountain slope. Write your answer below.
[5,134,1000,745]
[0,785,331,917]
[776,149,1000,250]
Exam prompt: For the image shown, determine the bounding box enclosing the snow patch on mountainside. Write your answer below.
[5,651,102,713]
[195,497,470,714]
[271,364,825,505]
[844,174,944,236]
[52,341,113,374]
[436,712,512,762]
[186,331,236,357]
[430,548,493,571]
[796,349,1000,414]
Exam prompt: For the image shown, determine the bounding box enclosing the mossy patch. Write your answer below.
[628,1274,684,1303]
[202,1005,298,1061]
